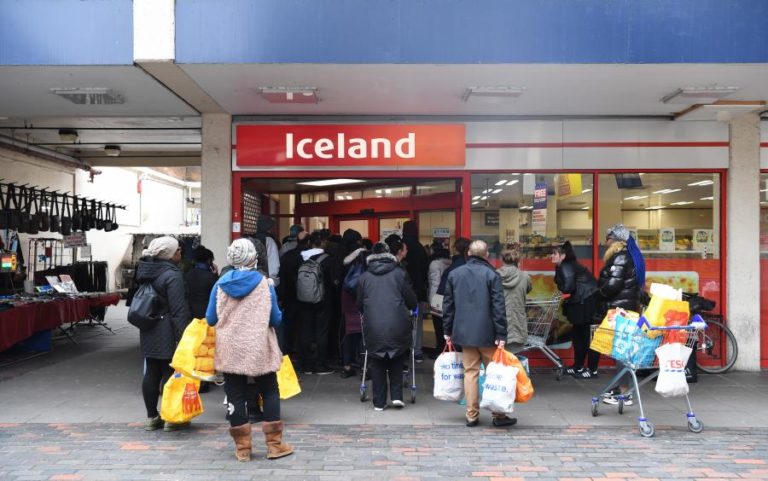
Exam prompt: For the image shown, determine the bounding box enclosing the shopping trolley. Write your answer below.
[359,308,418,404]
[590,314,707,438]
[516,293,565,379]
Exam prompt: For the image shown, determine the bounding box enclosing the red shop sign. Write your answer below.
[235,124,465,167]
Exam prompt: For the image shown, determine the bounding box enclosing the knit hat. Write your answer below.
[606,223,630,242]
[143,236,179,260]
[227,238,257,269]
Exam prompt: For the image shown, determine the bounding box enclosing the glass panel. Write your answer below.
[597,172,721,310]
[362,185,411,198]
[418,210,456,251]
[415,180,456,196]
[339,219,369,238]
[301,216,328,232]
[276,194,294,215]
[300,192,329,203]
[333,190,362,201]
[379,217,409,239]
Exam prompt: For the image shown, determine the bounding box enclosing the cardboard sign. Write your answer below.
[63,232,87,248]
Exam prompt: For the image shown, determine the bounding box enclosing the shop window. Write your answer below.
[362,185,411,198]
[415,180,456,196]
[300,192,329,203]
[301,216,328,233]
[470,173,594,298]
[334,190,363,201]
[597,172,721,308]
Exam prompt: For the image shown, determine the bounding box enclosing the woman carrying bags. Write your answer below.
[205,238,292,462]
[551,241,600,379]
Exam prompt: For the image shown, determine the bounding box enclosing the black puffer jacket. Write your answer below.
[555,260,598,305]
[356,253,418,359]
[597,249,640,313]
[135,258,191,360]
[443,256,507,348]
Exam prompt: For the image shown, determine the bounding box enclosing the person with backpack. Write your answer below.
[356,242,418,411]
[551,241,599,378]
[130,236,191,432]
[296,231,335,375]
[205,238,292,462]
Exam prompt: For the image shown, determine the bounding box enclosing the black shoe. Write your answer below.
[492,416,517,427]
[315,365,335,376]
[465,417,479,427]
[414,355,424,364]
[340,368,356,379]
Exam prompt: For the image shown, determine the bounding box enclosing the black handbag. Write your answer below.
[104,203,114,232]
[27,188,40,235]
[37,190,50,231]
[0,184,7,230]
[6,184,20,230]
[95,201,105,230]
[17,186,30,233]
[111,204,119,231]
[60,194,73,236]
[72,195,82,231]
[81,198,92,231]
[49,192,60,232]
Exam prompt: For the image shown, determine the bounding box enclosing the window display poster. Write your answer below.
[692,229,713,253]
[432,227,451,238]
[532,182,548,234]
[484,212,499,227]
[555,174,582,199]
[659,228,675,252]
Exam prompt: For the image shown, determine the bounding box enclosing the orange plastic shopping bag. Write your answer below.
[504,351,534,403]
[160,372,204,424]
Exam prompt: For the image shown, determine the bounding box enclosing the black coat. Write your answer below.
[356,253,418,359]
[403,236,429,302]
[135,258,191,360]
[443,256,507,348]
[555,260,598,305]
[437,254,466,296]
[184,266,217,319]
[597,249,640,313]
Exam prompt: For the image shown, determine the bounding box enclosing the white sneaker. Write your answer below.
[374,406,386,412]
[391,400,405,408]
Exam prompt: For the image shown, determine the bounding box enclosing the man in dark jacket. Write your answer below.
[356,242,418,411]
[443,240,514,428]
[185,246,218,319]
[401,220,429,362]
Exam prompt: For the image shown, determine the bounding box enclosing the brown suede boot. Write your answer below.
[229,423,252,462]
[262,420,294,459]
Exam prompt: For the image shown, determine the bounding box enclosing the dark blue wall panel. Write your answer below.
[0,0,132,66]
[176,0,768,64]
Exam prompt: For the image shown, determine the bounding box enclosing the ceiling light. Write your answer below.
[519,205,533,210]
[495,180,507,186]
[581,206,589,210]
[688,180,714,187]
[345,195,353,200]
[624,195,648,201]
[51,87,125,105]
[661,86,740,104]
[104,145,121,157]
[700,196,714,200]
[670,201,694,206]
[492,189,503,194]
[472,195,481,200]
[375,189,382,194]
[472,201,480,205]
[645,205,665,210]
[58,129,78,142]
[480,196,488,200]
[462,86,526,102]
[582,188,592,193]
[652,188,681,194]
[260,87,318,104]
[385,189,392,194]
[297,179,365,187]
[506,180,519,186]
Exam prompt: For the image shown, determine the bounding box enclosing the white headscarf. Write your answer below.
[227,238,257,270]
[143,236,179,260]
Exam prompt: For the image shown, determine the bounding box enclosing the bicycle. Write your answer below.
[683,292,738,374]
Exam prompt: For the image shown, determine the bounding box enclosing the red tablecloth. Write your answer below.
[0,294,120,351]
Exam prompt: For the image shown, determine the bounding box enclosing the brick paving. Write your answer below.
[1,423,767,481]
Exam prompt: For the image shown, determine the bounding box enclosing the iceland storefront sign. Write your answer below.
[235,124,465,167]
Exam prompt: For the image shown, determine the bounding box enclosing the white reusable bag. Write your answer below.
[433,344,464,402]
[480,348,519,413]
[655,342,693,398]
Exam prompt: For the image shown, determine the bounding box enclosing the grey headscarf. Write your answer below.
[143,236,179,260]
[227,238,257,270]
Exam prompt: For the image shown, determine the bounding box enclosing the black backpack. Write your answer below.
[127,282,165,330]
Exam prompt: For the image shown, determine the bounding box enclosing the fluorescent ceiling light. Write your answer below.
[688,180,714,187]
[472,201,480,205]
[492,189,503,194]
[480,196,488,200]
[519,205,533,210]
[581,206,589,210]
[375,189,382,194]
[624,195,648,201]
[645,205,665,210]
[104,145,121,157]
[495,180,508,186]
[297,179,365,187]
[700,196,714,200]
[670,201,694,205]
[506,180,519,186]
[462,86,526,101]
[385,189,392,194]
[652,188,681,194]
[582,188,592,193]
[472,195,481,200]
[661,86,740,104]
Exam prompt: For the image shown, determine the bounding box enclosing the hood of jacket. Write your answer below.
[366,252,399,276]
[136,258,177,282]
[216,269,265,299]
[256,215,275,233]
[344,247,367,266]
[497,264,524,289]
[300,247,325,261]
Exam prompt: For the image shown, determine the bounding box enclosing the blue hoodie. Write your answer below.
[205,269,282,327]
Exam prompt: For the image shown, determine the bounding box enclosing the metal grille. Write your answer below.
[242,191,261,235]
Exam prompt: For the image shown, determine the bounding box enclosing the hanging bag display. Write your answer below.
[49,192,60,232]
[38,190,51,231]
[104,202,114,232]
[110,204,119,231]
[95,201,105,230]
[479,347,519,414]
[433,341,465,402]
[60,194,73,236]
[71,194,82,231]
[26,188,40,235]
[81,198,92,231]
[17,186,30,233]
[6,184,20,230]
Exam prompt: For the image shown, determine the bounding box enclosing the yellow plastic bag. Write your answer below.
[590,310,617,355]
[172,318,217,381]
[160,372,204,424]
[277,355,301,400]
[643,297,689,338]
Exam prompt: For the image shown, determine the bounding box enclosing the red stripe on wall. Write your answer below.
[466,141,729,149]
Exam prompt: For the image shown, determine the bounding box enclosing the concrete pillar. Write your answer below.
[727,113,761,371]
[201,113,232,266]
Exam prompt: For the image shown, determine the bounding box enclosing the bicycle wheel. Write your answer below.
[696,318,738,374]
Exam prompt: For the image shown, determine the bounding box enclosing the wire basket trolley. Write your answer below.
[517,293,565,379]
